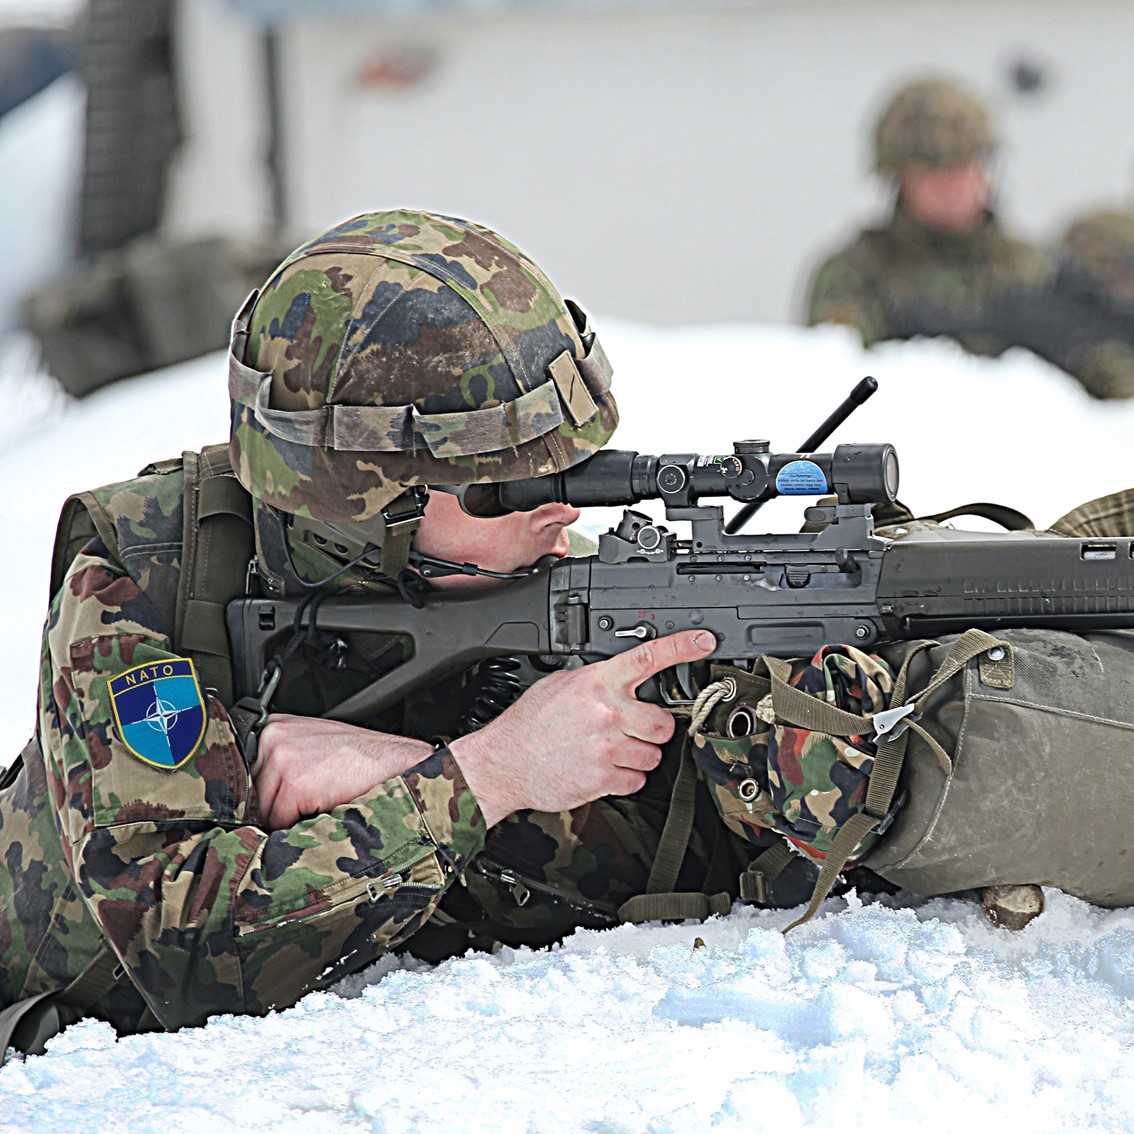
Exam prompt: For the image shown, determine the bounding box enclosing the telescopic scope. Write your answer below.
[457,442,898,517]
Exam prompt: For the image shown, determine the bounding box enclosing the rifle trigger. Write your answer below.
[674,662,695,700]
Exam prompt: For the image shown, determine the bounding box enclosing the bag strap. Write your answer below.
[619,668,788,926]
[174,445,254,705]
[48,492,120,603]
[0,946,126,1066]
[619,891,732,923]
[738,841,796,904]
[618,737,733,924]
[779,628,1003,932]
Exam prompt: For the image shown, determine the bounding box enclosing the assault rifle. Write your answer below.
[226,380,1134,722]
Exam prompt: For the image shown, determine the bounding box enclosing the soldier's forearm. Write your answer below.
[450,729,521,829]
[253,713,435,830]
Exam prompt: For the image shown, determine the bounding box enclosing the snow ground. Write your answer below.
[3,891,1134,1133]
[2,321,1134,1132]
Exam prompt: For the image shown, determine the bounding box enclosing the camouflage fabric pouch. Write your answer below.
[691,644,899,866]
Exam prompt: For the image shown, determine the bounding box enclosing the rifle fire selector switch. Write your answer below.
[613,623,657,641]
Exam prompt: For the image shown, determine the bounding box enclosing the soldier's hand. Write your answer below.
[450,629,716,827]
[254,715,434,830]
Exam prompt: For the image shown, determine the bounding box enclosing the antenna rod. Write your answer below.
[724,376,879,534]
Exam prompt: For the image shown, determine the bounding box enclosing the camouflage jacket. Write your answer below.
[806,204,1134,398]
[0,463,488,1034]
[805,203,1050,355]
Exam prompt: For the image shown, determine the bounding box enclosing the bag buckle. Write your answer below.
[867,789,908,837]
[871,702,919,741]
[497,869,532,908]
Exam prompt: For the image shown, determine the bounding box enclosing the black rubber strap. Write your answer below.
[913,501,1035,532]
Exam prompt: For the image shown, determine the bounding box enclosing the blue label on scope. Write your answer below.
[775,459,828,496]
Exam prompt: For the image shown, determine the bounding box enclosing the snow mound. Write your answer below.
[4,892,1134,1133]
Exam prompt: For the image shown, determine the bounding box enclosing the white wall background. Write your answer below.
[172,0,1134,325]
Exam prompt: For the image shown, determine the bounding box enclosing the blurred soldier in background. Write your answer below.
[805,75,1134,398]
[1060,209,1134,320]
[805,75,1046,355]
[1048,209,1134,395]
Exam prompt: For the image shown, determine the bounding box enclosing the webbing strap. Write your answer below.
[59,947,125,1013]
[738,840,795,904]
[913,501,1035,532]
[644,737,698,896]
[782,629,1002,932]
[174,446,254,704]
[764,645,961,776]
[229,357,571,455]
[618,737,734,926]
[378,514,418,579]
[618,891,731,924]
[0,947,125,1065]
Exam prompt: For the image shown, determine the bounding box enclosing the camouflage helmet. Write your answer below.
[227,210,618,584]
[1059,209,1134,317]
[873,77,997,176]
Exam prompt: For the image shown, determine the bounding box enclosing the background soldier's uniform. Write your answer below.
[805,204,1049,357]
[1050,209,1134,398]
[806,209,1134,398]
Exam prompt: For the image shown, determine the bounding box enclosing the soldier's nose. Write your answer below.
[530,503,581,530]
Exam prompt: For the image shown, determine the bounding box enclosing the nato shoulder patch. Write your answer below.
[108,658,207,771]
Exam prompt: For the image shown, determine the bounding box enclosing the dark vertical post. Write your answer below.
[262,25,288,229]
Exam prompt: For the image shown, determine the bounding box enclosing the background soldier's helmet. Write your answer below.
[1058,209,1134,317]
[872,76,997,175]
[227,209,618,588]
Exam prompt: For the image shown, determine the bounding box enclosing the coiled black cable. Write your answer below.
[459,657,527,734]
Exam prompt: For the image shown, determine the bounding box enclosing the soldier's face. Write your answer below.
[900,163,990,232]
[414,489,581,590]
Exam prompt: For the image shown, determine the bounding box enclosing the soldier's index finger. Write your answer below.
[606,630,717,688]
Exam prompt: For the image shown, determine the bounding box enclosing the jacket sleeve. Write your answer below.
[40,546,487,1028]
[804,248,888,346]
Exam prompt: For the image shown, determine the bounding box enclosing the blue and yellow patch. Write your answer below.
[108,658,207,771]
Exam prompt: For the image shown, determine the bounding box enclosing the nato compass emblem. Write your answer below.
[108,658,207,771]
